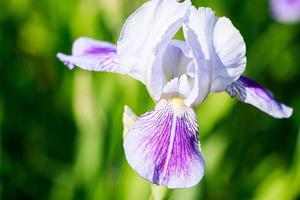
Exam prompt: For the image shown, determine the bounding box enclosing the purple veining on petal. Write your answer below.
[123,100,205,188]
[162,110,201,184]
[238,76,274,99]
[83,46,117,55]
[226,76,293,118]
[57,37,124,73]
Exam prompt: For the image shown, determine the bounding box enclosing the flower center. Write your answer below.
[170,98,185,116]
[171,98,184,106]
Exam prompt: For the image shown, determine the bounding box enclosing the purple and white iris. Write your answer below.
[270,0,300,23]
[57,0,293,189]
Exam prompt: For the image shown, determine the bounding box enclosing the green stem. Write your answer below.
[149,185,170,200]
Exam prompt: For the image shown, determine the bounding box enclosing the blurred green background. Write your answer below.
[0,0,299,199]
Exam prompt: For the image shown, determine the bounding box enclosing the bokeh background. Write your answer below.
[1,0,300,199]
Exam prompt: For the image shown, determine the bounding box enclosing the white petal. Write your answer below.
[162,77,180,95]
[160,40,197,104]
[162,40,192,82]
[184,7,246,105]
[186,61,196,78]
[183,7,215,106]
[184,7,217,62]
[123,105,137,138]
[178,74,192,98]
[162,74,193,100]
[212,16,246,91]
[117,0,191,97]
[57,37,125,74]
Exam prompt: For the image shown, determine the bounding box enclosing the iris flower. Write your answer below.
[57,0,293,188]
[270,0,300,23]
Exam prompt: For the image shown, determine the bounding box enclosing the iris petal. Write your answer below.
[226,76,293,118]
[183,7,215,106]
[212,16,246,91]
[123,105,137,138]
[123,100,205,188]
[162,40,192,82]
[118,0,191,98]
[184,7,246,104]
[57,37,125,74]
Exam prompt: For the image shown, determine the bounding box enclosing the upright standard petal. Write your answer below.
[212,16,246,91]
[270,0,300,24]
[118,0,191,96]
[160,40,196,101]
[123,99,205,188]
[162,40,192,82]
[57,37,125,74]
[184,7,246,101]
[226,76,293,118]
[183,7,215,106]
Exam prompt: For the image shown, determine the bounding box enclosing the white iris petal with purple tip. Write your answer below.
[57,37,124,73]
[57,0,293,189]
[226,76,293,118]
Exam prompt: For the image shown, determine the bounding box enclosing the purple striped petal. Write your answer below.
[123,100,205,189]
[226,76,293,118]
[57,37,125,74]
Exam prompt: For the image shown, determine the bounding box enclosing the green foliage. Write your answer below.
[0,0,299,199]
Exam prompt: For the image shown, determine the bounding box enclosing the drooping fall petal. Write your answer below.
[226,76,293,118]
[123,100,205,188]
[57,37,125,74]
